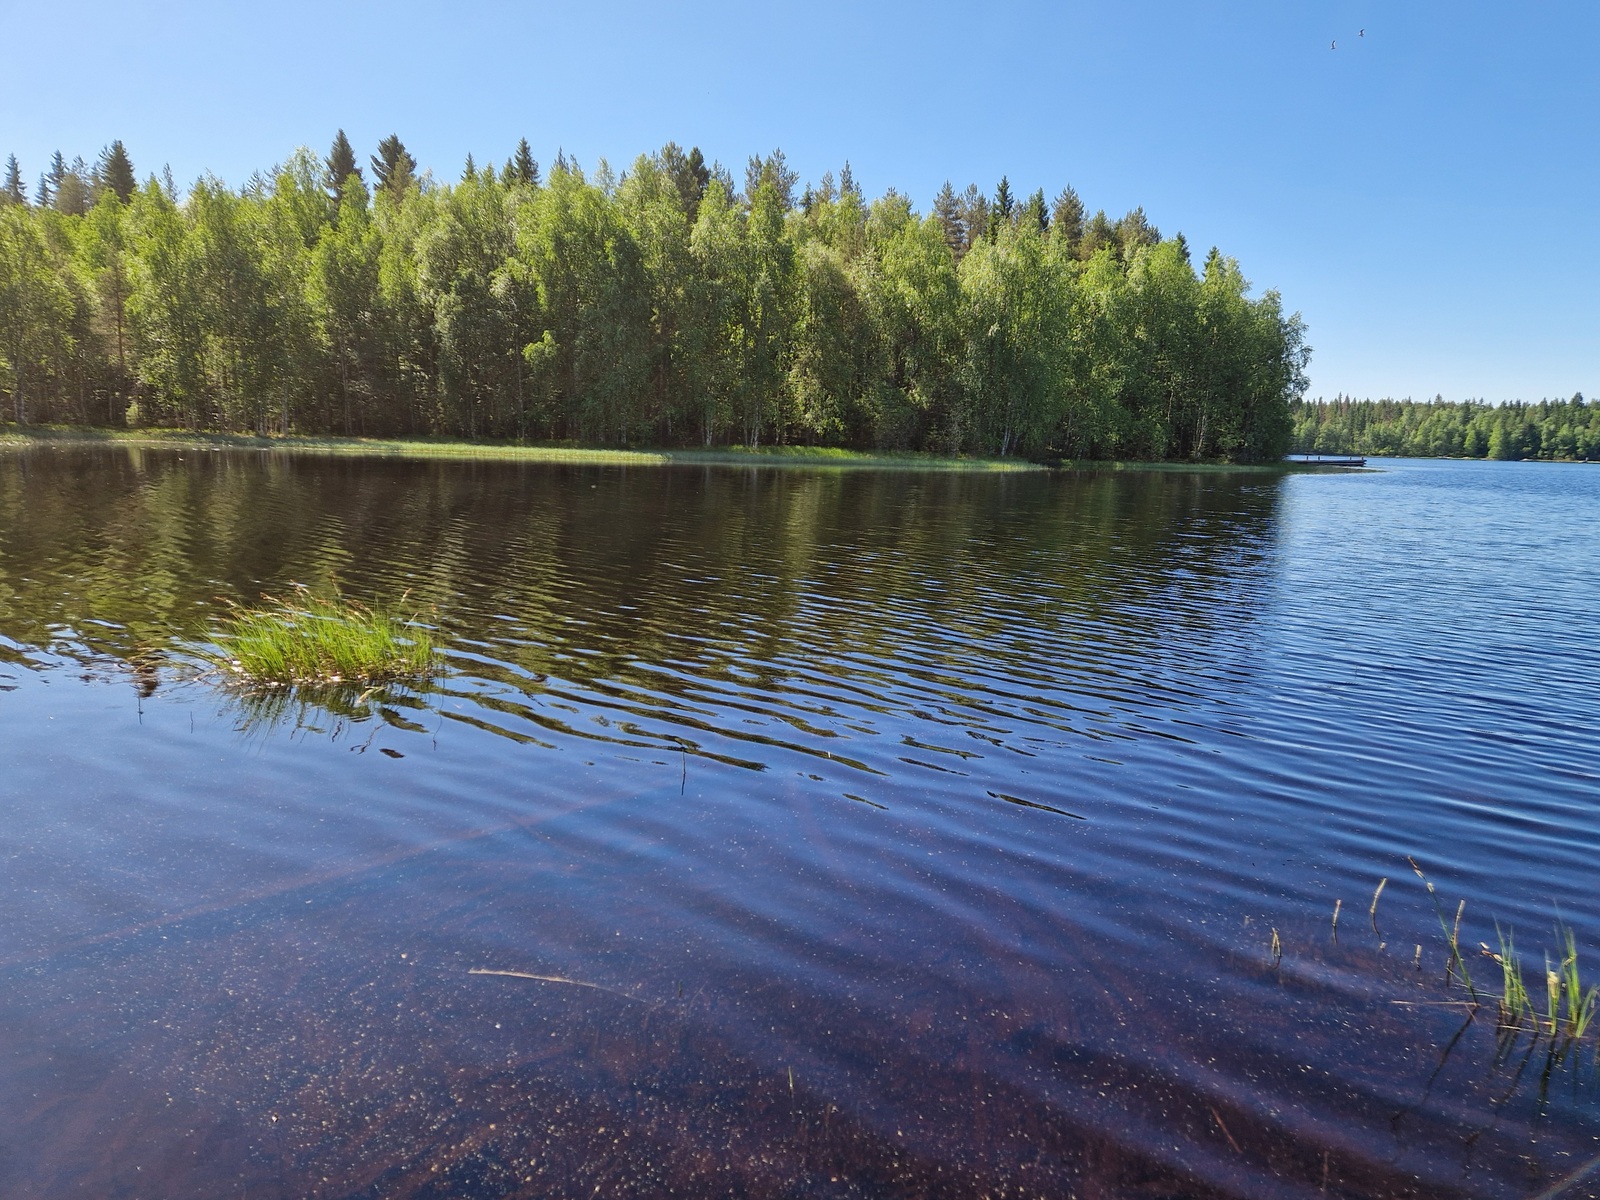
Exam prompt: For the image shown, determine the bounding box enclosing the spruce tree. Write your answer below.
[326,129,362,201]
[1050,186,1084,247]
[36,152,68,207]
[55,156,91,215]
[1,155,23,205]
[1024,187,1048,233]
[513,138,538,185]
[95,141,136,203]
[993,176,1015,228]
[674,146,710,221]
[370,134,418,199]
[933,181,965,256]
[1080,209,1116,259]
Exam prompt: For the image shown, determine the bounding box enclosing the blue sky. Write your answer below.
[3,0,1594,402]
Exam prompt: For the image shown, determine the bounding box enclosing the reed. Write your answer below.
[1489,925,1533,1028]
[1551,926,1598,1040]
[206,591,434,687]
[1408,857,1476,1001]
[1481,923,1597,1043]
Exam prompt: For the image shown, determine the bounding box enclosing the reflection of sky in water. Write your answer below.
[0,449,1597,1197]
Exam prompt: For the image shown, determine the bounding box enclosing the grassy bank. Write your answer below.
[0,425,1316,473]
[0,425,1044,472]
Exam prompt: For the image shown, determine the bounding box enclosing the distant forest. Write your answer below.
[1291,395,1598,461]
[1,136,1308,461]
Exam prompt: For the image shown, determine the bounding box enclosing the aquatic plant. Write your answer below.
[205,591,434,687]
[1409,857,1476,1000]
[1486,924,1599,1042]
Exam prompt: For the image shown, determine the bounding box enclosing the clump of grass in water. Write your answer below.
[208,591,434,687]
[1485,924,1599,1043]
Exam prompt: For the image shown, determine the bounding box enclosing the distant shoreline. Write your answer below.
[0,426,1307,473]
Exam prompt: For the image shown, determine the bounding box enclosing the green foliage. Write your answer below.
[0,138,1307,461]
[1291,394,1598,460]
[205,590,435,686]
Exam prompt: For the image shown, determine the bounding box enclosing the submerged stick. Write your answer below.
[468,967,648,1005]
[1332,899,1342,942]
[1208,1106,1243,1155]
[1369,877,1388,933]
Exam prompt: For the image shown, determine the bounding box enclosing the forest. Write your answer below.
[1291,395,1599,461]
[1,136,1308,461]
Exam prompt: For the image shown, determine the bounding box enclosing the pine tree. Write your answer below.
[1,155,23,205]
[686,147,709,195]
[1114,206,1160,254]
[744,149,798,209]
[839,161,858,199]
[513,138,538,185]
[370,134,418,198]
[326,129,362,200]
[957,183,987,253]
[462,152,477,181]
[95,140,136,203]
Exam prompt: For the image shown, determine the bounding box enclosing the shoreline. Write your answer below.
[0,425,1308,473]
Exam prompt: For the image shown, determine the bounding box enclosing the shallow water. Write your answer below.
[1,448,1597,1198]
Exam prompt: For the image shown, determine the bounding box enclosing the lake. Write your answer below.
[1,448,1596,1198]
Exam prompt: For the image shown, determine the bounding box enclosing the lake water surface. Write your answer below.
[1,448,1597,1198]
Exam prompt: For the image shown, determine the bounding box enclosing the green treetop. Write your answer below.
[95,141,137,203]
[371,134,418,200]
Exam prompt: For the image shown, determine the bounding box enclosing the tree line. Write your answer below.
[1,135,1308,461]
[1291,395,1599,461]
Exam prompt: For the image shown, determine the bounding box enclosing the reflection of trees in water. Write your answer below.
[0,445,1283,744]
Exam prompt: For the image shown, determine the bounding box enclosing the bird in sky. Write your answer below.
[1331,39,1337,49]
[1359,28,1365,37]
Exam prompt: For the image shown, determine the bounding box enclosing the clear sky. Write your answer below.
[3,0,1594,403]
